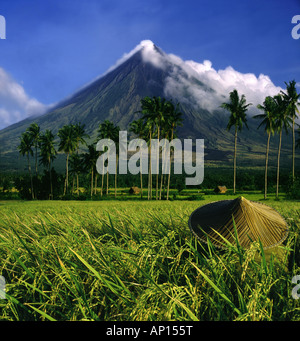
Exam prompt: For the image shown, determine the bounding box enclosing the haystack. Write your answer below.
[129,186,140,195]
[214,185,227,194]
[188,196,288,249]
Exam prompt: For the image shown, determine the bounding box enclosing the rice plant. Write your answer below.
[0,197,299,321]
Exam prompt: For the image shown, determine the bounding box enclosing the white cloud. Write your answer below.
[0,40,289,131]
[136,41,283,115]
[0,67,47,130]
[82,40,283,117]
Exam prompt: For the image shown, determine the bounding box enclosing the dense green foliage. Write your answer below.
[5,86,298,202]
[1,167,299,200]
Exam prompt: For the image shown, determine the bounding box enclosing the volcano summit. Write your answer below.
[0,40,292,170]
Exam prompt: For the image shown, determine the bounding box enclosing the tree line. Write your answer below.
[17,97,183,200]
[220,80,300,199]
[16,80,300,201]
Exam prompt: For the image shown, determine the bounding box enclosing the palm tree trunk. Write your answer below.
[101,174,104,196]
[77,174,79,196]
[76,146,80,196]
[140,148,143,199]
[66,153,69,195]
[106,171,109,196]
[101,159,104,197]
[233,127,237,195]
[50,166,53,200]
[264,131,271,200]
[72,176,75,195]
[115,154,118,198]
[64,153,69,196]
[91,168,94,198]
[27,154,34,200]
[156,127,160,200]
[167,127,174,200]
[48,158,53,200]
[35,145,38,176]
[94,174,97,195]
[159,137,167,200]
[34,144,38,199]
[276,130,282,199]
[159,174,164,200]
[292,116,295,180]
[148,130,152,200]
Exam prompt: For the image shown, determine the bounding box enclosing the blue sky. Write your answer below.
[0,0,299,128]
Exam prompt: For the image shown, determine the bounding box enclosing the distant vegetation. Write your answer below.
[221,80,300,199]
[221,88,252,195]
[1,81,299,201]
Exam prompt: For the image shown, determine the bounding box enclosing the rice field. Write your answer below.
[0,194,299,321]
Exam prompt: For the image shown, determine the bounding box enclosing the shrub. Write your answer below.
[285,176,300,199]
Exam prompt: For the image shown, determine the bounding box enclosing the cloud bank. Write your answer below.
[136,40,283,115]
[0,40,287,130]
[0,67,47,130]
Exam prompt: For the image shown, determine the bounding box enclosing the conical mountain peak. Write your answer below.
[137,39,156,50]
[138,40,164,55]
[0,40,289,172]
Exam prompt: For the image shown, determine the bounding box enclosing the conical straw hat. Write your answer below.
[188,196,288,249]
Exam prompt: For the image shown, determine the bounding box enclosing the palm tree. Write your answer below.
[39,129,57,199]
[98,120,118,196]
[254,96,277,199]
[83,144,98,198]
[145,119,154,200]
[112,125,121,198]
[273,94,293,199]
[151,97,168,200]
[69,153,83,195]
[27,123,41,198]
[280,80,300,179]
[18,132,34,199]
[73,122,89,151]
[58,125,77,196]
[129,118,147,199]
[26,123,41,176]
[221,89,252,194]
[138,96,158,200]
[73,122,89,195]
[165,101,183,200]
[158,119,169,200]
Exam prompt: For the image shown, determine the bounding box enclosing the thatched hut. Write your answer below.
[214,185,227,194]
[129,186,140,195]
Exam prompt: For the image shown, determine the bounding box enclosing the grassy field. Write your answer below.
[0,193,299,321]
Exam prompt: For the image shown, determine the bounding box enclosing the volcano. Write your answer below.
[0,40,296,171]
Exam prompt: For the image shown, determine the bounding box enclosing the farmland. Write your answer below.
[0,193,299,321]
